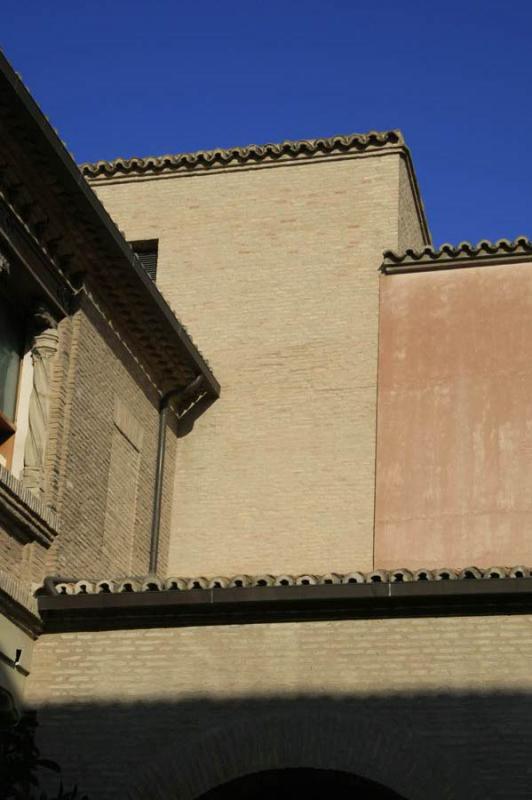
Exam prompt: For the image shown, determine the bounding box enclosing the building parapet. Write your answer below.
[382,236,532,274]
[82,126,431,258]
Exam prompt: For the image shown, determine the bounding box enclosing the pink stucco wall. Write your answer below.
[375,261,532,569]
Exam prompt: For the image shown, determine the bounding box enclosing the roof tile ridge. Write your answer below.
[39,565,532,595]
[80,129,406,178]
[382,235,532,270]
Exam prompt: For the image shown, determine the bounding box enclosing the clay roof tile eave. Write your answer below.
[79,129,407,179]
[382,236,532,273]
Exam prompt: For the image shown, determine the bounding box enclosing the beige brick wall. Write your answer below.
[0,518,48,585]
[102,422,141,572]
[0,522,24,578]
[45,292,176,579]
[26,614,532,799]
[91,152,419,577]
[0,285,173,589]
[398,156,427,252]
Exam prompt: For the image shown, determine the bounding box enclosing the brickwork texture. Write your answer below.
[26,614,532,799]
[44,291,176,579]
[92,151,425,577]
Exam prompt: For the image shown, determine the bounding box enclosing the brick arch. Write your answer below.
[126,707,477,800]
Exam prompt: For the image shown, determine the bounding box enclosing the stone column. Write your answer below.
[23,311,59,498]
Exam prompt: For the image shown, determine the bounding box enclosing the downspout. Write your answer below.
[149,375,205,574]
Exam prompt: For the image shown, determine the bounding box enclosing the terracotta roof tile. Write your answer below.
[382,236,532,273]
[39,565,532,597]
[80,130,405,179]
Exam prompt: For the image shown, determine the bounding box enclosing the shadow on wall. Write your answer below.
[29,691,532,800]
[200,768,406,799]
[0,660,22,725]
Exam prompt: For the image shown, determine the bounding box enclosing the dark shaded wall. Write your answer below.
[25,614,532,799]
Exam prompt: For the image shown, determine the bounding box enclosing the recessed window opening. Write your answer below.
[0,292,24,470]
[129,239,159,281]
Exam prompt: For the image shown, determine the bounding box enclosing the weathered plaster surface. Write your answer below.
[376,261,532,568]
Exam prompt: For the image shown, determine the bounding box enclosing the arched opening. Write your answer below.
[197,768,407,799]
[128,707,461,800]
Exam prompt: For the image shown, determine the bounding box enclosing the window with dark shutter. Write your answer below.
[129,239,158,281]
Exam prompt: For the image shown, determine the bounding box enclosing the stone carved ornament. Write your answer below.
[23,307,59,497]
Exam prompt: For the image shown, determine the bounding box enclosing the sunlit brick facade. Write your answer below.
[2,48,532,799]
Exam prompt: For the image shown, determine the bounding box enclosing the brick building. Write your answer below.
[2,48,532,798]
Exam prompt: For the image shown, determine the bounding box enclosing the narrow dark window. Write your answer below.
[0,292,23,469]
[0,294,22,421]
[129,239,158,281]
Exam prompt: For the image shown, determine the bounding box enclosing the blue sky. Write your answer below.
[2,0,531,246]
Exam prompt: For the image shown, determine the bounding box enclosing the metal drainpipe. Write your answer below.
[149,375,204,574]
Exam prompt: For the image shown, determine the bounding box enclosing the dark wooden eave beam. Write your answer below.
[0,194,74,316]
[38,577,532,633]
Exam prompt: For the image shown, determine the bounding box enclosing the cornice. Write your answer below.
[39,565,531,595]
[0,193,74,317]
[382,236,532,274]
[0,569,41,638]
[0,50,219,400]
[80,130,406,180]
[0,465,58,548]
[37,567,532,632]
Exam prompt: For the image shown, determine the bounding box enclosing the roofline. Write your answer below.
[0,51,219,398]
[382,237,532,274]
[38,574,532,632]
[81,130,406,180]
[81,128,431,248]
